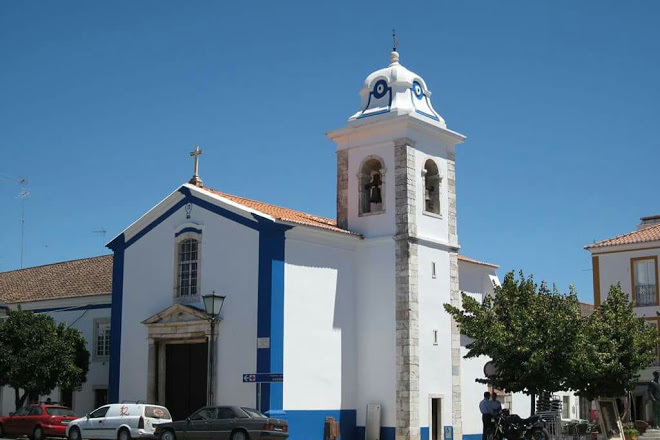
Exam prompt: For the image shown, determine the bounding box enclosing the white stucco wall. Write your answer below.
[354,238,397,428]
[283,230,358,411]
[119,196,260,407]
[418,245,453,436]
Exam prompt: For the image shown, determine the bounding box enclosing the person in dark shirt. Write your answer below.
[480,392,493,440]
[649,371,660,428]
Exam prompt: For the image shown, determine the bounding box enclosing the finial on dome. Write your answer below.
[389,51,400,66]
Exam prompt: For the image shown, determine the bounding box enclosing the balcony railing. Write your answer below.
[636,284,657,306]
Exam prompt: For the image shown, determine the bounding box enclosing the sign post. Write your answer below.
[242,373,284,413]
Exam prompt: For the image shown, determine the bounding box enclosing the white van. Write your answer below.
[66,403,172,440]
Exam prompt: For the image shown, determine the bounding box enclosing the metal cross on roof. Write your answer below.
[189,145,204,186]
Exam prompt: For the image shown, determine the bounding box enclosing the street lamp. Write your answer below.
[202,291,226,406]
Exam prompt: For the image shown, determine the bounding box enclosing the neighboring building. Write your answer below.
[586,215,660,421]
[106,48,500,440]
[0,255,112,416]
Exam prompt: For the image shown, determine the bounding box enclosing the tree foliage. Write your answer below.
[570,284,658,400]
[444,272,659,402]
[444,271,583,396]
[0,308,90,409]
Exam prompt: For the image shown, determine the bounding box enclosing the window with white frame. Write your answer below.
[633,257,657,306]
[94,319,110,359]
[177,238,200,297]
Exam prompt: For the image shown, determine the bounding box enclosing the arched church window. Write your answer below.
[423,159,441,215]
[177,238,199,297]
[358,156,386,216]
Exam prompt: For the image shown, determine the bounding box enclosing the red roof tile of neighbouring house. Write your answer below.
[457,254,499,268]
[0,255,113,304]
[200,186,360,236]
[585,223,660,250]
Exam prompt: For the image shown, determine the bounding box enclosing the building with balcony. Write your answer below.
[585,215,660,421]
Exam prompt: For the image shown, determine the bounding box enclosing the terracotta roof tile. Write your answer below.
[0,255,112,304]
[585,223,660,250]
[457,254,499,268]
[200,186,360,236]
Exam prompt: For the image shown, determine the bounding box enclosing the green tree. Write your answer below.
[444,271,584,412]
[0,308,90,410]
[570,284,659,400]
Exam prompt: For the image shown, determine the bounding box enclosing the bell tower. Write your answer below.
[327,49,467,440]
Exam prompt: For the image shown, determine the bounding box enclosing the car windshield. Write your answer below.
[145,406,171,419]
[46,408,75,416]
[241,408,266,419]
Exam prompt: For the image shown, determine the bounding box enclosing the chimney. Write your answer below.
[638,215,660,230]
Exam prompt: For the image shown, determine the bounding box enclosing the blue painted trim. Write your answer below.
[357,80,392,119]
[409,86,440,122]
[31,303,112,313]
[284,410,356,440]
[107,233,125,403]
[257,222,291,414]
[415,109,440,121]
[174,227,203,237]
[110,187,263,251]
[355,426,395,440]
[105,185,294,407]
[421,427,429,440]
[463,434,482,440]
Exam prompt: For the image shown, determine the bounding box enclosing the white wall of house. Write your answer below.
[419,245,453,436]
[119,193,260,406]
[0,294,111,416]
[283,229,358,411]
[353,238,397,429]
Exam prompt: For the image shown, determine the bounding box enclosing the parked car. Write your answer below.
[66,403,172,440]
[0,403,78,440]
[154,406,288,440]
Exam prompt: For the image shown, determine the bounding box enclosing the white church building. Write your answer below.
[106,49,501,440]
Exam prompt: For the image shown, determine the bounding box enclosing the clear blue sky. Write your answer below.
[1,1,659,303]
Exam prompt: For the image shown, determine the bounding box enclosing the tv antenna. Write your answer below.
[18,178,30,268]
[92,228,107,251]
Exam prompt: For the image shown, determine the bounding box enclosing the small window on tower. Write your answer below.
[358,156,386,216]
[423,159,441,216]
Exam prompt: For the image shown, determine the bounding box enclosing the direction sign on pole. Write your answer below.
[242,373,283,383]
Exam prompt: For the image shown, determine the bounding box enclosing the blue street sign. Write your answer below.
[444,426,453,440]
[242,373,284,383]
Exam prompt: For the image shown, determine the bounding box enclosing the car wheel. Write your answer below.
[160,430,176,440]
[33,425,44,440]
[231,430,249,440]
[118,428,132,440]
[0,423,4,438]
[69,427,81,440]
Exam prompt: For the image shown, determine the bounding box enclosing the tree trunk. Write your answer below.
[14,387,27,411]
[530,392,536,415]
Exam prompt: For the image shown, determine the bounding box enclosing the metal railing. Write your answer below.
[636,284,657,306]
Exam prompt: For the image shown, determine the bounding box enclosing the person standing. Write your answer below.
[480,391,493,440]
[491,392,503,416]
[648,371,660,428]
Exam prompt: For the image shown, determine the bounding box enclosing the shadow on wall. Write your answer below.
[285,246,357,440]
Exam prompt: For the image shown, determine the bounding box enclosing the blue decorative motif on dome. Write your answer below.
[410,81,440,121]
[412,81,424,100]
[357,79,392,119]
[373,80,388,99]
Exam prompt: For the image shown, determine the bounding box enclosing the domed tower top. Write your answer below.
[348,50,446,128]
